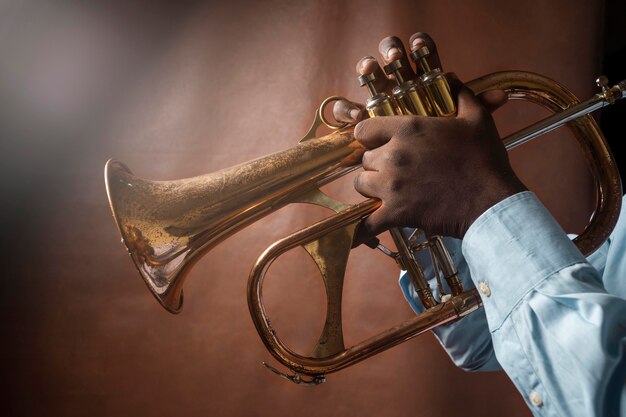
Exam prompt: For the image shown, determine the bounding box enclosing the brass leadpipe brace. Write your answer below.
[503,79,626,150]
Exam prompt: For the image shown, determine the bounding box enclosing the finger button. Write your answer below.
[358,72,377,87]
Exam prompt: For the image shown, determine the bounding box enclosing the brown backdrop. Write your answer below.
[1,0,603,416]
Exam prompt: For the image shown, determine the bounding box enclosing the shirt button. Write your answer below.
[478,282,491,297]
[529,391,543,407]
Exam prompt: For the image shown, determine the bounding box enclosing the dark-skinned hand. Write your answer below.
[332,33,526,240]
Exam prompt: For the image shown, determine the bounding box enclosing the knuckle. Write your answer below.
[397,116,421,136]
[387,147,411,168]
[388,177,404,192]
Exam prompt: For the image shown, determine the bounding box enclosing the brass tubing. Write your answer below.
[248,198,481,376]
[246,71,623,377]
[389,225,436,308]
[503,96,606,149]
[468,71,622,256]
[105,129,363,312]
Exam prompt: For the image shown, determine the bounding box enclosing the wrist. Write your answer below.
[459,176,527,238]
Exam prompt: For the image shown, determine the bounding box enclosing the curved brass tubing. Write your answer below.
[244,71,623,379]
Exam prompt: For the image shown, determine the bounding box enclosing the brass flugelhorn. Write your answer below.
[105,69,625,385]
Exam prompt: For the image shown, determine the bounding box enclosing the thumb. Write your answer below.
[353,205,390,245]
[456,86,489,122]
[478,90,508,113]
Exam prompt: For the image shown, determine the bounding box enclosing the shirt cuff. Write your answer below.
[461,191,586,330]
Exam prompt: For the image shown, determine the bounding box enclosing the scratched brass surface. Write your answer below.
[105,129,363,312]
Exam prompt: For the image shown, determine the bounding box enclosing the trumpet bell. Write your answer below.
[105,160,193,312]
[105,157,256,313]
[105,129,364,313]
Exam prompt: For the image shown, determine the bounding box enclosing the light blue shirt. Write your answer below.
[399,191,626,416]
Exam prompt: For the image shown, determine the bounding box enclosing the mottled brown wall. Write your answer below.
[1,0,604,416]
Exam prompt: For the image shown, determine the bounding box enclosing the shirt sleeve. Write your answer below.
[399,236,501,371]
[462,191,626,416]
[399,199,613,375]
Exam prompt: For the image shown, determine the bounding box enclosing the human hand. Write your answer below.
[354,84,526,239]
[334,33,526,239]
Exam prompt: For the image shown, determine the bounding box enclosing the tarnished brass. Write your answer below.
[105,71,624,382]
[105,129,364,313]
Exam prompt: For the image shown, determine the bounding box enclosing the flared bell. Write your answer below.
[105,160,197,312]
[104,130,364,312]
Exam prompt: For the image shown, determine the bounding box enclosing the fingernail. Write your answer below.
[349,108,360,120]
[358,56,376,71]
[411,38,425,52]
[386,47,401,60]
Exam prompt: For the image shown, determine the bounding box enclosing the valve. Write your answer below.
[384,59,433,116]
[358,72,400,117]
[411,46,456,116]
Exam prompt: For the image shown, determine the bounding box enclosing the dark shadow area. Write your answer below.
[601,0,626,187]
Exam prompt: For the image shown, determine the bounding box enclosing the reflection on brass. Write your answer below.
[423,75,456,116]
[384,59,432,116]
[105,71,624,383]
[397,87,433,116]
[358,72,401,117]
[412,46,456,116]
